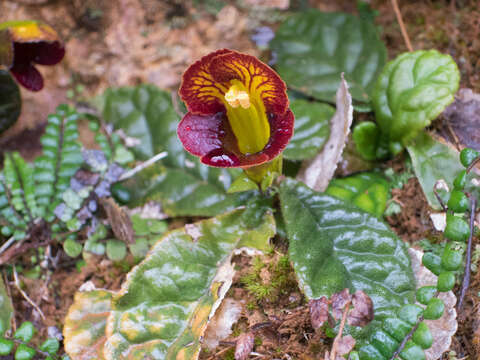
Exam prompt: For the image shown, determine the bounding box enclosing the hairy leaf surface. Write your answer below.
[372,50,459,153]
[279,179,415,333]
[270,10,386,104]
[325,172,390,217]
[407,133,464,210]
[101,85,252,216]
[284,100,333,160]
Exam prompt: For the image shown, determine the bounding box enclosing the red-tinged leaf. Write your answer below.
[347,290,374,327]
[336,335,356,356]
[309,297,329,329]
[331,288,351,321]
[235,332,254,360]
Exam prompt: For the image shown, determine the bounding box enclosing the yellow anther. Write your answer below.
[225,86,250,109]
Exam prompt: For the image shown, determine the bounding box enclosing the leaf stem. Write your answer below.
[330,302,350,360]
[457,198,476,311]
[12,265,45,321]
[118,151,168,181]
[391,0,413,52]
[389,315,424,360]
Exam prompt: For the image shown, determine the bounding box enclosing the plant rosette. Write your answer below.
[0,20,65,91]
[177,49,294,188]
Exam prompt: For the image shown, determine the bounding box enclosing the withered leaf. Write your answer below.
[309,296,329,329]
[331,288,352,321]
[100,197,134,244]
[336,335,356,356]
[235,332,254,360]
[347,290,374,327]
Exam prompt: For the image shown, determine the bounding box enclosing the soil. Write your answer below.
[1,0,480,359]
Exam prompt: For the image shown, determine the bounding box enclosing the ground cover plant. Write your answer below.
[1,1,480,359]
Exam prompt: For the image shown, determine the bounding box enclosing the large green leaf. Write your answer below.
[325,172,390,218]
[270,10,387,104]
[101,85,252,217]
[0,70,20,134]
[372,50,460,154]
[279,179,415,331]
[0,276,13,335]
[407,133,464,210]
[63,290,113,360]
[284,99,333,160]
[64,209,275,360]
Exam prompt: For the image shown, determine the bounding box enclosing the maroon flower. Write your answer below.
[178,49,294,168]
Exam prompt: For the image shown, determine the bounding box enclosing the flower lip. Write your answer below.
[178,49,294,168]
[0,21,65,91]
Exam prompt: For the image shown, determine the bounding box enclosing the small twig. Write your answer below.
[0,236,15,257]
[330,302,350,360]
[118,151,168,181]
[391,0,413,52]
[466,156,480,174]
[457,198,476,311]
[12,266,45,321]
[389,315,424,360]
[433,188,448,212]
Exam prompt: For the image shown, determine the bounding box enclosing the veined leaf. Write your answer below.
[406,133,464,210]
[63,290,113,360]
[64,209,275,360]
[325,172,390,217]
[372,50,460,154]
[4,152,37,221]
[279,179,415,335]
[0,70,20,134]
[0,276,13,335]
[270,10,387,104]
[101,85,253,217]
[34,105,83,219]
[284,100,333,160]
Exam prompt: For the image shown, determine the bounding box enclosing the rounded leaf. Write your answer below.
[444,214,470,242]
[399,340,426,360]
[398,304,423,326]
[412,322,433,349]
[373,50,460,148]
[437,271,455,292]
[353,122,380,161]
[441,242,465,271]
[423,298,444,320]
[40,338,60,355]
[421,252,441,276]
[453,170,467,190]
[106,239,127,261]
[416,286,437,305]
[14,321,35,342]
[14,344,36,360]
[271,10,387,104]
[460,148,479,168]
[63,238,83,258]
[0,338,14,355]
[447,189,469,213]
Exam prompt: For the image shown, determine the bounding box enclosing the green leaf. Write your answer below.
[0,276,13,335]
[373,50,460,153]
[0,70,20,134]
[40,338,60,355]
[106,239,127,261]
[406,132,464,210]
[101,85,252,217]
[284,100,333,160]
[63,290,112,360]
[279,179,415,332]
[0,338,14,355]
[14,344,36,360]
[63,238,83,258]
[325,172,390,217]
[103,209,275,359]
[270,10,387,104]
[4,152,38,221]
[14,321,35,343]
[352,122,380,161]
[34,105,83,219]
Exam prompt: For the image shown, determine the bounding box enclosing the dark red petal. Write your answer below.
[209,50,289,115]
[10,63,43,91]
[177,112,225,157]
[202,148,240,167]
[13,41,65,66]
[179,49,233,115]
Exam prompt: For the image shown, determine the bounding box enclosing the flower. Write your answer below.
[0,21,65,91]
[178,49,294,168]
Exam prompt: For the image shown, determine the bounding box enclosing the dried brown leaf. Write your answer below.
[336,335,356,356]
[235,332,254,360]
[347,290,373,327]
[331,288,351,321]
[99,197,134,244]
[309,297,329,329]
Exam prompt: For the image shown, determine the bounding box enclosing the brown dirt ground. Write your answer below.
[1,0,480,359]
